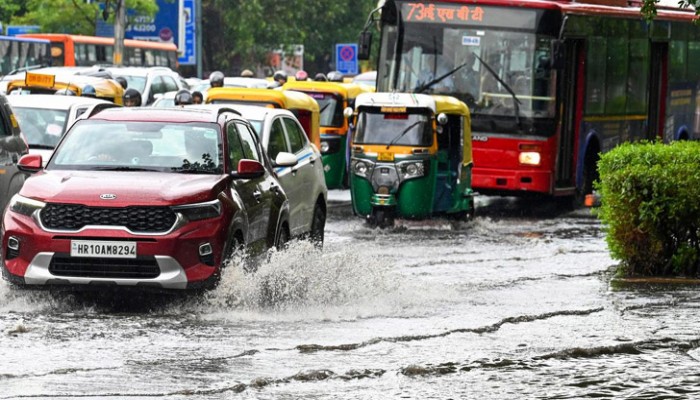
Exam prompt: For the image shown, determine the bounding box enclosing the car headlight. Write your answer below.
[172,199,222,221]
[397,160,426,181]
[351,158,374,179]
[9,194,45,217]
[320,141,330,154]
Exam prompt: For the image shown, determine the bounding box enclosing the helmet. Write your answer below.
[327,71,344,82]
[313,73,328,82]
[240,69,254,78]
[82,85,97,98]
[174,89,194,106]
[123,88,142,107]
[209,71,224,88]
[115,76,128,89]
[295,70,308,81]
[273,70,288,83]
[54,89,76,96]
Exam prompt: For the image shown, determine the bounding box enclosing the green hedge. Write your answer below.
[595,141,700,277]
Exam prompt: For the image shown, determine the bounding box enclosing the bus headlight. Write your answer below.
[397,160,425,181]
[519,152,541,166]
[351,158,374,179]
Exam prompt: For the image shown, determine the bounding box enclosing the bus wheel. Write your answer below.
[575,148,600,207]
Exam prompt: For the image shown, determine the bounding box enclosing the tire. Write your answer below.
[275,224,290,250]
[373,208,394,229]
[309,203,326,248]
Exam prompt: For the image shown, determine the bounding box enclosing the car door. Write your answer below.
[146,76,166,105]
[265,117,302,235]
[283,116,317,235]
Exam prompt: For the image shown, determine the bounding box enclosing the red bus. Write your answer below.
[364,0,699,204]
[18,34,178,69]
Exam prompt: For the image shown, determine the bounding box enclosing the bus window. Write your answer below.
[50,43,65,66]
[670,40,688,83]
[627,39,649,114]
[586,37,607,115]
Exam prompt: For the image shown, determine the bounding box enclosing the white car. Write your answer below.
[193,104,327,245]
[7,94,119,164]
[105,66,185,106]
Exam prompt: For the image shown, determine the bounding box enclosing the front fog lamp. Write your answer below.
[9,194,45,217]
[519,152,541,166]
[173,199,222,222]
[398,161,425,181]
[351,159,374,179]
[199,242,214,266]
[320,141,330,154]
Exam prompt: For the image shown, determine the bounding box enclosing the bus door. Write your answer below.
[647,42,667,140]
[555,39,584,190]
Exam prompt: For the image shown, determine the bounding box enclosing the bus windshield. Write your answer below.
[354,109,432,147]
[379,23,556,118]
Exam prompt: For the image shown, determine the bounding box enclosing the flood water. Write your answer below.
[1,193,699,399]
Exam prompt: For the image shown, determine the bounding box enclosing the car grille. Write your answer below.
[40,204,177,233]
[49,255,160,279]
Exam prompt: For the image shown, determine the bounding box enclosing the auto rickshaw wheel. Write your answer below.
[372,208,395,229]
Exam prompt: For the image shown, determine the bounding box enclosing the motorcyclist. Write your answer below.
[209,71,225,88]
[174,89,194,106]
[82,85,97,98]
[272,70,288,87]
[295,70,309,81]
[123,88,142,107]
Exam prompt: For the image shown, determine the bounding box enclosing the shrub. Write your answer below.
[595,141,700,277]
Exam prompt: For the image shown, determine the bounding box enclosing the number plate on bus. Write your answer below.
[70,241,137,259]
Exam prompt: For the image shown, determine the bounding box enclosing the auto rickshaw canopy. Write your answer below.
[206,87,320,149]
[6,72,124,105]
[354,92,472,166]
[282,81,371,101]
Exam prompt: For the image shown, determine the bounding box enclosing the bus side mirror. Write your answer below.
[550,39,565,70]
[358,31,372,60]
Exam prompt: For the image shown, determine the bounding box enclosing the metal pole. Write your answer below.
[113,0,126,66]
[196,0,202,78]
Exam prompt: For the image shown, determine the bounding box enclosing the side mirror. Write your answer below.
[18,154,43,173]
[343,107,354,119]
[550,39,565,70]
[358,31,372,60]
[436,113,449,126]
[274,151,298,167]
[230,159,265,179]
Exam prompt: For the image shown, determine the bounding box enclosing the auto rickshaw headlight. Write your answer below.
[397,160,425,181]
[351,158,374,179]
[320,141,330,154]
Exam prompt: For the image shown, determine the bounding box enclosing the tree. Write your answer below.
[8,0,157,36]
[641,0,696,20]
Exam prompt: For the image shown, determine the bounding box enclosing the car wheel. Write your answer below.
[309,203,326,248]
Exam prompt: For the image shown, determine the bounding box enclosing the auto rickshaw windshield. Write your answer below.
[312,93,344,127]
[354,109,432,147]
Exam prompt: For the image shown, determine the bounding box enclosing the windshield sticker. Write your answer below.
[462,36,481,46]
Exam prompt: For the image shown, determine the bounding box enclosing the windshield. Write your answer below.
[49,120,222,174]
[354,108,432,147]
[378,17,556,118]
[118,75,147,94]
[13,107,68,148]
[306,92,344,127]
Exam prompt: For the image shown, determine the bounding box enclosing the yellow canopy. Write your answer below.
[7,72,124,105]
[432,95,472,166]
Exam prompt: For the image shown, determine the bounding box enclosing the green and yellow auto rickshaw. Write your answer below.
[283,81,371,189]
[348,92,474,227]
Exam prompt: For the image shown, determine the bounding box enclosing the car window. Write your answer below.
[226,122,246,169]
[235,121,261,162]
[267,118,288,160]
[162,76,178,92]
[150,76,166,97]
[13,107,68,147]
[283,117,306,153]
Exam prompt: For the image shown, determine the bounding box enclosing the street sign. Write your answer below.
[335,43,358,75]
[178,0,196,65]
[6,25,40,36]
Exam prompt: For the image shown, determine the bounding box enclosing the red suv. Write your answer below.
[1,107,296,291]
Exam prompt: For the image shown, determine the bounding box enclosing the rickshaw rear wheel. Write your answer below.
[372,208,395,229]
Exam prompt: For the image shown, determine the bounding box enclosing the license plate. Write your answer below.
[71,240,137,259]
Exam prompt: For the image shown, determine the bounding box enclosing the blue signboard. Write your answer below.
[6,25,40,36]
[178,0,196,65]
[96,0,180,47]
[335,43,358,75]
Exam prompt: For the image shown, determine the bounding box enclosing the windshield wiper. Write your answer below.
[385,120,423,149]
[413,60,472,94]
[93,166,159,172]
[473,54,523,129]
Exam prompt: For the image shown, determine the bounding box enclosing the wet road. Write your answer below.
[1,193,699,399]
